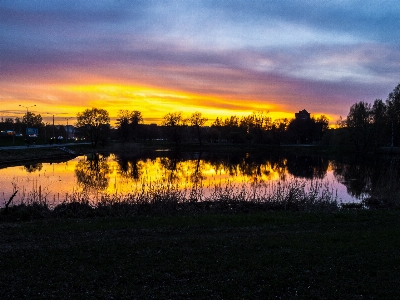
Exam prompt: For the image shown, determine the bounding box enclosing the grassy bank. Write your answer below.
[1,210,399,299]
[0,147,72,164]
[0,144,91,165]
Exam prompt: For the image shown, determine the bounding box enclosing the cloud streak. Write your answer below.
[1,0,399,124]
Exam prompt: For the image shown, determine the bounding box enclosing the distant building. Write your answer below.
[65,125,75,139]
[295,109,310,121]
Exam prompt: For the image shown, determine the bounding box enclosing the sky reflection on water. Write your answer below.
[0,152,363,207]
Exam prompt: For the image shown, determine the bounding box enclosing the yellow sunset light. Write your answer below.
[1,80,331,125]
[56,84,287,124]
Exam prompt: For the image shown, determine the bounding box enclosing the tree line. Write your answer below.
[34,108,326,147]
[324,83,400,152]
[0,112,69,142]
[112,110,329,147]
[75,82,400,151]
[0,112,43,134]
[2,83,399,151]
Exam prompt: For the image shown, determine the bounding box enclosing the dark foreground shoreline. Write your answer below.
[1,210,399,299]
[0,144,87,167]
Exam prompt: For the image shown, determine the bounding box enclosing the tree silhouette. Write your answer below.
[22,112,44,129]
[187,112,208,146]
[116,110,143,142]
[162,112,187,145]
[345,101,373,152]
[371,99,388,147]
[271,118,290,145]
[76,108,110,147]
[386,83,400,146]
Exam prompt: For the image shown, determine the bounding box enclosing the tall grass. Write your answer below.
[1,178,340,220]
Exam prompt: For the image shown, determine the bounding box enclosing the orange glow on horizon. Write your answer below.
[53,83,294,125]
[1,81,338,125]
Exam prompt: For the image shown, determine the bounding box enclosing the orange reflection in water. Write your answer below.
[104,155,285,196]
[0,154,285,205]
[0,153,357,207]
[0,159,80,206]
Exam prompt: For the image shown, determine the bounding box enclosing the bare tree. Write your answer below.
[162,112,186,145]
[187,112,208,146]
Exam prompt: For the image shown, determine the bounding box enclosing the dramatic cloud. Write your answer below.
[1,0,399,124]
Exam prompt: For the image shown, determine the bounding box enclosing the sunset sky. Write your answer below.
[1,0,399,125]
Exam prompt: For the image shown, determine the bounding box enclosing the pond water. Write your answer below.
[1,151,397,207]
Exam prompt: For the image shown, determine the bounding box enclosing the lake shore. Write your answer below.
[0,141,327,164]
[0,143,92,166]
[1,210,399,299]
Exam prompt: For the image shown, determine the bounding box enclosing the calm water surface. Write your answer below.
[1,151,391,207]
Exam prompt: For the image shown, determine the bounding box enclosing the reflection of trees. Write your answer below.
[212,152,246,176]
[75,153,111,191]
[286,155,328,179]
[73,150,400,203]
[333,161,372,198]
[269,156,287,181]
[189,152,205,184]
[160,152,183,182]
[238,153,271,183]
[24,163,43,173]
[188,152,206,201]
[115,155,142,181]
[332,156,400,199]
[206,152,289,182]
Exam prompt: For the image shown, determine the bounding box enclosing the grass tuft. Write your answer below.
[1,180,339,220]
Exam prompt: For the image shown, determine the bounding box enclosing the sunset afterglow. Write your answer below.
[1,1,399,125]
[0,155,307,205]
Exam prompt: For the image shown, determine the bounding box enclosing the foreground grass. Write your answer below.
[1,210,399,299]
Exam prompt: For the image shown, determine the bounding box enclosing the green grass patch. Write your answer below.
[1,210,399,299]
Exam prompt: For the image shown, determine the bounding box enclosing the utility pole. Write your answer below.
[44,113,59,141]
[65,117,73,141]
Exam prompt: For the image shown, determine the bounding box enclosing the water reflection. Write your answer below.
[286,155,328,179]
[190,152,206,184]
[160,152,182,182]
[107,152,400,204]
[75,153,111,192]
[109,151,329,188]
[24,163,43,173]
[115,155,143,181]
[4,150,400,206]
[332,156,400,200]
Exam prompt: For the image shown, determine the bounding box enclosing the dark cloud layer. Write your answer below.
[1,0,399,121]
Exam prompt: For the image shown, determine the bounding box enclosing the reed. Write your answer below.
[1,178,340,220]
